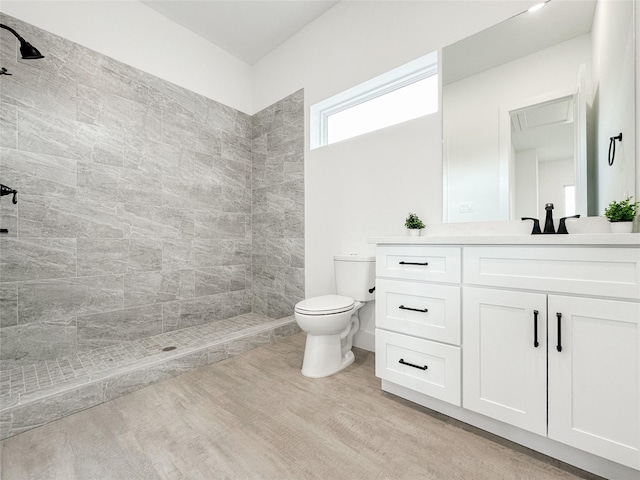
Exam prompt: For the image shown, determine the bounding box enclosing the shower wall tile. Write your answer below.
[0,148,77,198]
[0,13,304,367]
[0,284,18,328]
[251,90,305,319]
[123,270,194,308]
[77,161,162,206]
[123,205,195,239]
[77,238,162,276]
[162,239,195,270]
[162,295,222,332]
[194,212,247,239]
[17,196,123,238]
[77,304,163,351]
[0,102,17,149]
[0,238,76,283]
[17,276,124,325]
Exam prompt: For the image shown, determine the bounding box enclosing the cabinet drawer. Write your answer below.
[376,279,460,345]
[376,246,461,283]
[375,329,461,406]
[464,246,640,299]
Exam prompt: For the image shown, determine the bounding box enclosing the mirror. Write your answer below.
[443,0,635,223]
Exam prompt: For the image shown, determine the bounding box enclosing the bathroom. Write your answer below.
[1,0,639,478]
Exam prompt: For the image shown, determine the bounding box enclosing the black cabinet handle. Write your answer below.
[533,310,539,348]
[399,305,428,313]
[399,358,428,370]
[399,261,429,266]
[556,313,563,352]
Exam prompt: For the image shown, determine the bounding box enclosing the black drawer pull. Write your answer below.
[399,305,428,313]
[533,309,539,348]
[556,312,563,352]
[399,261,429,266]
[399,358,428,370]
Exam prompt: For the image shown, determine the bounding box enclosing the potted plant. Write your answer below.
[604,196,638,233]
[404,213,425,236]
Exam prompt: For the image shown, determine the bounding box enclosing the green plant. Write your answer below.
[604,196,639,222]
[404,212,425,230]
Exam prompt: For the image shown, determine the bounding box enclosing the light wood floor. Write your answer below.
[1,333,600,480]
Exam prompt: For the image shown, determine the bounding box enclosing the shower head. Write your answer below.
[0,23,44,60]
[19,39,44,59]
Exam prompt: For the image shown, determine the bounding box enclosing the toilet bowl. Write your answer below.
[294,254,375,378]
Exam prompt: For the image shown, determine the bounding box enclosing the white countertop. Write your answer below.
[368,233,640,246]
[368,217,640,246]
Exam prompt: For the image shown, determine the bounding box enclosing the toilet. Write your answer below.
[294,254,376,378]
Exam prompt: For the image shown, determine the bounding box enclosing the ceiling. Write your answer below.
[141,0,340,65]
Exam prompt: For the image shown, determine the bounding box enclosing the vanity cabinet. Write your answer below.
[375,245,462,406]
[463,246,640,469]
[372,239,640,478]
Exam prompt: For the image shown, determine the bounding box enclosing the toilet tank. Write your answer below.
[334,254,376,302]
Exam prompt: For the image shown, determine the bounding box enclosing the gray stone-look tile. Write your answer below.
[0,238,76,283]
[162,295,221,332]
[194,212,247,239]
[0,383,103,439]
[17,107,117,161]
[194,264,246,297]
[102,351,207,402]
[214,155,250,189]
[162,239,194,270]
[124,270,194,308]
[0,322,77,369]
[0,11,303,372]
[0,283,18,327]
[18,196,123,238]
[161,176,221,211]
[76,83,163,141]
[123,136,195,179]
[0,102,17,149]
[196,127,222,156]
[77,304,163,351]
[17,275,124,324]
[124,204,194,239]
[0,148,77,198]
[78,161,162,206]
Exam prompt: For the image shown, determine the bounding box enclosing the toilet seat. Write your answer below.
[295,295,355,316]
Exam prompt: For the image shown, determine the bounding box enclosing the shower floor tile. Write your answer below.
[0,313,295,412]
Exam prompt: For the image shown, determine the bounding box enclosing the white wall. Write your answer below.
[0,0,253,114]
[592,0,636,211]
[252,1,532,304]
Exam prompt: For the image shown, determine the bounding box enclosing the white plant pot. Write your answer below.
[407,229,422,237]
[609,221,633,233]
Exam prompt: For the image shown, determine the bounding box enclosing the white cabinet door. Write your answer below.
[463,287,547,436]
[548,295,640,470]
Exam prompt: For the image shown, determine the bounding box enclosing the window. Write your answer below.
[310,51,438,149]
[564,185,576,216]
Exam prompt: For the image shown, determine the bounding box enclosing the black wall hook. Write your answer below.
[608,133,622,166]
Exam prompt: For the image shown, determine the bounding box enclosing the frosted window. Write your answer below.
[564,185,576,216]
[310,51,438,149]
[326,75,438,145]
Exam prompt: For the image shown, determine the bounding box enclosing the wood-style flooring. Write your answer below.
[0,333,600,480]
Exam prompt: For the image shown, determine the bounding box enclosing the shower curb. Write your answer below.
[0,316,300,441]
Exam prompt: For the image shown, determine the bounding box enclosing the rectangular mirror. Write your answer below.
[442,0,635,223]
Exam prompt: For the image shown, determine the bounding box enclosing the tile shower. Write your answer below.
[0,14,304,438]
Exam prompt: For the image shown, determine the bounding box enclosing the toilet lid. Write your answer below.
[295,295,355,315]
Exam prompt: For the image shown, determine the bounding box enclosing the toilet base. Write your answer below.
[301,333,355,378]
